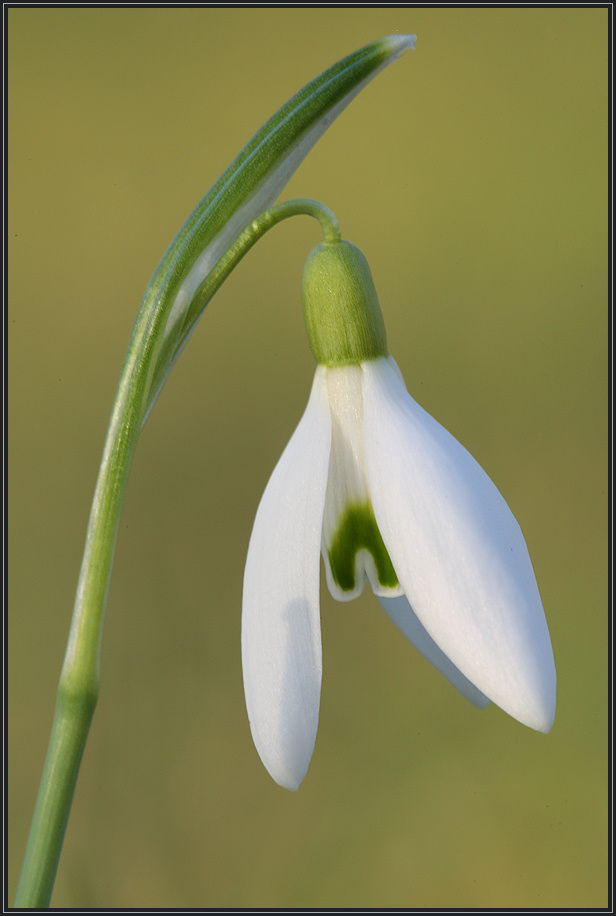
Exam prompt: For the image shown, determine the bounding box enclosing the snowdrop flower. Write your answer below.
[242,239,556,790]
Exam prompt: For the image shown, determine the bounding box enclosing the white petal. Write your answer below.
[363,356,556,732]
[377,595,489,708]
[242,368,331,789]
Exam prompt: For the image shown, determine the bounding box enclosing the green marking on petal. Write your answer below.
[327,500,398,593]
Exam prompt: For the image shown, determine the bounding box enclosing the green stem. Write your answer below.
[191,200,340,333]
[143,199,339,423]
[14,199,338,909]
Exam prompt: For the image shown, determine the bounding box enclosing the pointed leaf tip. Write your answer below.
[385,33,417,55]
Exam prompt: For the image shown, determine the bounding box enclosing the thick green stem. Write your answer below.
[14,199,338,908]
[13,685,97,908]
[14,296,152,908]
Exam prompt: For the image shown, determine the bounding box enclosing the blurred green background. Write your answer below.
[9,7,607,909]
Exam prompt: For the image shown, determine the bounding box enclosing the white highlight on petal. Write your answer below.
[378,595,489,708]
[242,368,331,789]
[323,367,368,514]
[363,356,556,733]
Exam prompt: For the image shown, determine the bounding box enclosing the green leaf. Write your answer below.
[143,33,416,420]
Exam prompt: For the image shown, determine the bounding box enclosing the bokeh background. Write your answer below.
[9,7,607,909]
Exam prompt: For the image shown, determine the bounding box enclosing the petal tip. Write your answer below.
[530,691,557,735]
[505,666,556,735]
[518,706,556,736]
[275,771,303,793]
[251,733,310,792]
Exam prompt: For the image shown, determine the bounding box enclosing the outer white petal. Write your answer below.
[242,367,331,789]
[363,356,556,733]
[377,595,489,708]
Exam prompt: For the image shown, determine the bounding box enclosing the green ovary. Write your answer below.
[327,500,399,593]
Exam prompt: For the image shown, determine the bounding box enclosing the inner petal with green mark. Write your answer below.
[326,499,399,600]
[321,364,403,602]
